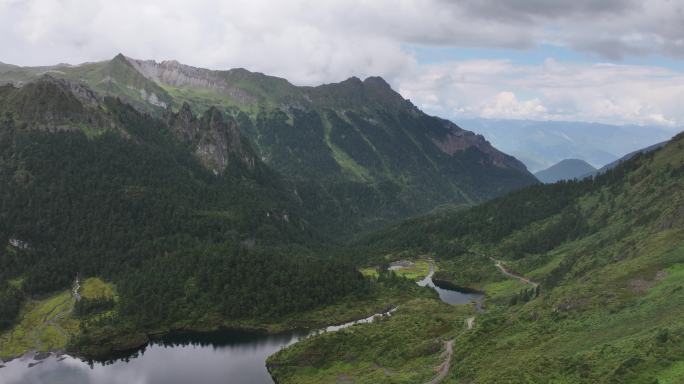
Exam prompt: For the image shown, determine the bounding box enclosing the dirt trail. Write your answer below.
[424,339,454,384]
[490,257,539,288]
[419,256,536,383]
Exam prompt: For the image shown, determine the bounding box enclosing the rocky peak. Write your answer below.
[166,105,256,173]
[307,75,413,111]
[343,76,363,85]
[111,53,132,67]
[362,76,391,89]
[160,59,181,67]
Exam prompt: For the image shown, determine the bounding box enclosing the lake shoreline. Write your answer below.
[61,302,400,362]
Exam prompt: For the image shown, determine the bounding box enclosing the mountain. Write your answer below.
[458,118,676,172]
[271,129,684,383]
[534,158,596,183]
[0,55,538,235]
[2,56,683,382]
[0,59,537,358]
[0,75,374,355]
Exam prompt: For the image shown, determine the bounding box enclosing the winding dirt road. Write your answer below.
[420,257,538,384]
[490,257,539,288]
[424,339,454,384]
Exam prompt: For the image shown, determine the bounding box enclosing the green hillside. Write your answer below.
[4,58,675,382]
[269,132,684,383]
[0,77,369,358]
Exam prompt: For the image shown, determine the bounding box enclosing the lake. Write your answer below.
[0,330,304,384]
[1,269,481,384]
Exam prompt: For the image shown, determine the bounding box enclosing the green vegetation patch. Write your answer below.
[268,298,473,384]
[359,267,379,279]
[80,277,117,301]
[0,290,78,359]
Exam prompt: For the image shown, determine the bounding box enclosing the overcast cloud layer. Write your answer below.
[1,0,683,126]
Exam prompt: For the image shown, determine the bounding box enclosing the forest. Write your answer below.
[0,99,368,338]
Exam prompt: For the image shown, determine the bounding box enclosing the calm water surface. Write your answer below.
[418,265,485,312]
[1,330,305,384]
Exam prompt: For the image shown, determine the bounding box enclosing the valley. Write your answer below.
[0,55,683,384]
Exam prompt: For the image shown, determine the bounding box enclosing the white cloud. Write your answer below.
[480,92,548,119]
[397,59,684,127]
[0,0,683,126]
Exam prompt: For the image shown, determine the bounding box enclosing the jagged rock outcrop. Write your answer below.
[127,58,257,105]
[166,103,256,173]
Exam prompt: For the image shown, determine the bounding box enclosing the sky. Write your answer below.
[1,0,684,127]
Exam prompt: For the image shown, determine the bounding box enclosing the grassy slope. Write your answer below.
[269,258,475,383]
[269,298,474,384]
[449,138,684,383]
[271,135,684,383]
[0,277,115,359]
[0,291,76,359]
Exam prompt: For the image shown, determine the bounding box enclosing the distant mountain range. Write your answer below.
[457,118,677,172]
[533,140,672,183]
[534,159,596,183]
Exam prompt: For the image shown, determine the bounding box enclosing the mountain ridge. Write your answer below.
[0,55,538,235]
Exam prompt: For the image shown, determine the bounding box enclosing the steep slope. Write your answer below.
[534,158,596,183]
[0,56,538,235]
[272,132,684,383]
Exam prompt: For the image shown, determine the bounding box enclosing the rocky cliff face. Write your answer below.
[431,123,529,172]
[1,76,256,176]
[166,103,256,173]
[128,58,257,105]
